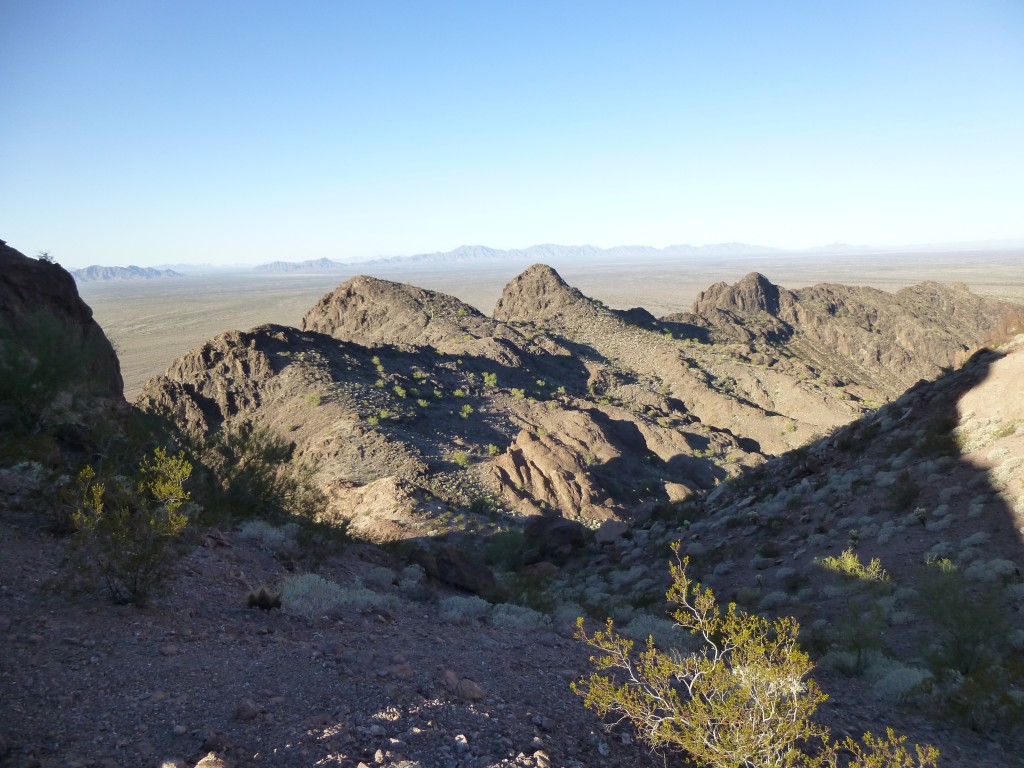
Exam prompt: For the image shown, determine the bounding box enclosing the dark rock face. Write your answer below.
[0,239,123,399]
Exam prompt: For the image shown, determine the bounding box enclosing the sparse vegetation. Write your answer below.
[573,545,938,767]
[68,448,192,605]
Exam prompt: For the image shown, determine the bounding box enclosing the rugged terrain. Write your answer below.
[137,264,1014,539]
[2,243,1023,768]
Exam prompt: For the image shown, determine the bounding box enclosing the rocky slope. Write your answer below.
[138,265,1015,545]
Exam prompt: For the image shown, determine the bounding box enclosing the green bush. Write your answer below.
[815,548,890,585]
[573,543,938,768]
[69,448,192,605]
[196,426,323,522]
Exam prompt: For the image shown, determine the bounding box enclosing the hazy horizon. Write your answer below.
[26,237,1024,272]
[2,2,1022,268]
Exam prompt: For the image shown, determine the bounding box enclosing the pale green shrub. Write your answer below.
[280,573,345,617]
[280,574,400,617]
[490,602,550,629]
[964,558,1018,583]
[872,664,932,702]
[439,594,491,623]
[237,520,298,555]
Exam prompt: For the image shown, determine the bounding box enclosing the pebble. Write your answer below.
[159,643,179,656]
[172,724,188,736]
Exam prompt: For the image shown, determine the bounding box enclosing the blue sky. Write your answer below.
[2,1,1022,267]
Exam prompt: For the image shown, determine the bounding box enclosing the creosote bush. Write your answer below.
[573,543,938,768]
[69,448,192,605]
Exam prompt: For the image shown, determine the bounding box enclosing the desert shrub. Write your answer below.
[819,596,888,677]
[439,594,491,623]
[361,565,396,590]
[68,448,192,605]
[573,543,937,768]
[872,664,932,702]
[451,450,471,468]
[196,425,324,522]
[237,520,298,556]
[280,573,399,617]
[815,548,890,586]
[485,529,530,571]
[917,559,1008,676]
[490,602,550,629]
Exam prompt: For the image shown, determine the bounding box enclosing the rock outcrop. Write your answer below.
[676,272,1016,396]
[303,275,505,350]
[0,239,123,400]
[492,263,592,323]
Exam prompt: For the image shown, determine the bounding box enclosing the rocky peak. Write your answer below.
[301,275,497,348]
[493,263,589,323]
[0,239,123,399]
[691,271,788,316]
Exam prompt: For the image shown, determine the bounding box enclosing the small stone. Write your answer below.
[531,715,556,732]
[533,750,552,768]
[234,699,261,722]
[172,725,188,736]
[159,760,188,768]
[368,724,386,737]
[160,643,178,657]
[619,731,632,745]
[374,748,386,764]
[597,740,610,757]
[441,669,484,701]
[454,734,469,752]
[194,753,231,768]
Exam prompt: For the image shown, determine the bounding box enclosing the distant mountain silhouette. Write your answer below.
[72,265,183,282]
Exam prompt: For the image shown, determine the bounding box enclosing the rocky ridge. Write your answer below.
[139,265,1016,540]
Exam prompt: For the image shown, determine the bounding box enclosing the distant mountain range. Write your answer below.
[72,265,184,282]
[253,242,786,273]
[255,257,348,273]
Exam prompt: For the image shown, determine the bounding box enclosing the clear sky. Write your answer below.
[2,1,1022,267]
